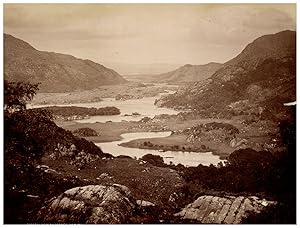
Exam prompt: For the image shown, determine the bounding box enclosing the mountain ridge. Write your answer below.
[156,62,223,84]
[4,34,127,92]
[157,30,296,119]
[210,30,296,82]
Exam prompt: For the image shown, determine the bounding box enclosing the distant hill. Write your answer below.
[156,62,223,84]
[157,30,296,119]
[123,62,222,84]
[4,34,127,92]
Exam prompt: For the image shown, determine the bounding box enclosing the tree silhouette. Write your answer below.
[4,80,39,113]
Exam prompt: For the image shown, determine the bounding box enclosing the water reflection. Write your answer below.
[96,131,222,167]
[28,91,179,123]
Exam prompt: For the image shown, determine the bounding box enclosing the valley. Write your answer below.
[4,19,296,224]
[33,78,280,166]
[8,76,292,223]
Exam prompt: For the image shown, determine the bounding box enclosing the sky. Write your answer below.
[4,4,296,74]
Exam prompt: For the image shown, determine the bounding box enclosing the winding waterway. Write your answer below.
[30,88,222,166]
[96,131,222,167]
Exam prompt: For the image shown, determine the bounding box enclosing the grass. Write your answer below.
[56,114,276,158]
[41,156,185,207]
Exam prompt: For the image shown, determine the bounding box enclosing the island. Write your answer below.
[36,106,121,121]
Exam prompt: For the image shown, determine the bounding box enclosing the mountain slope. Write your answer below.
[156,62,223,84]
[4,34,127,92]
[212,30,296,83]
[157,30,296,119]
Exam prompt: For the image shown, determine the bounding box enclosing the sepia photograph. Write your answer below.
[3,2,296,224]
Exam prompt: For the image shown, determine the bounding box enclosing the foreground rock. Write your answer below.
[175,195,276,224]
[37,184,136,224]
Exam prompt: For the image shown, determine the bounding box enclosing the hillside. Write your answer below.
[4,79,296,224]
[4,34,127,92]
[157,30,296,119]
[156,62,223,84]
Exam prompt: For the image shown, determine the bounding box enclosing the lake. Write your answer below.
[29,90,179,123]
[74,94,179,123]
[96,131,222,167]
[29,89,222,166]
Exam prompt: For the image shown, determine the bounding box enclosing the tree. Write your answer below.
[4,80,39,113]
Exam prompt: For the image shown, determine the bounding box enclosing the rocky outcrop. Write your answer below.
[37,184,136,224]
[48,143,104,168]
[175,195,276,224]
[230,138,248,149]
[136,199,155,207]
[185,122,239,145]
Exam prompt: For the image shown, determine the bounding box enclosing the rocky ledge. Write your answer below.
[175,195,276,224]
[37,184,136,224]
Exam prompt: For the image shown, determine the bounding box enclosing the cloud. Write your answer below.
[183,5,296,47]
[4,3,296,66]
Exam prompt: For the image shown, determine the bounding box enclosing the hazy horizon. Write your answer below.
[4,3,296,74]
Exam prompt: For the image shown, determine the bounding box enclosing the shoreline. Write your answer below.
[55,118,237,160]
[29,82,178,106]
[119,137,230,160]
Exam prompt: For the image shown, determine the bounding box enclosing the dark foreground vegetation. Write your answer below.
[4,80,296,224]
[4,81,107,223]
[171,106,296,223]
[139,106,296,223]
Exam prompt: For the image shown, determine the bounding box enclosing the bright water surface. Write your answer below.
[96,131,222,167]
[29,91,179,123]
[30,89,222,166]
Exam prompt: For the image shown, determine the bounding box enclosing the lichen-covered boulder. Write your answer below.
[37,184,136,224]
[174,195,276,224]
[136,199,155,207]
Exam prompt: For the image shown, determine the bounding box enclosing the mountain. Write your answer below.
[157,30,296,119]
[155,62,223,84]
[4,34,127,92]
[211,30,296,83]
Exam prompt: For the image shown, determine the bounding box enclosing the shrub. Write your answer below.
[141,154,166,167]
[73,128,98,137]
